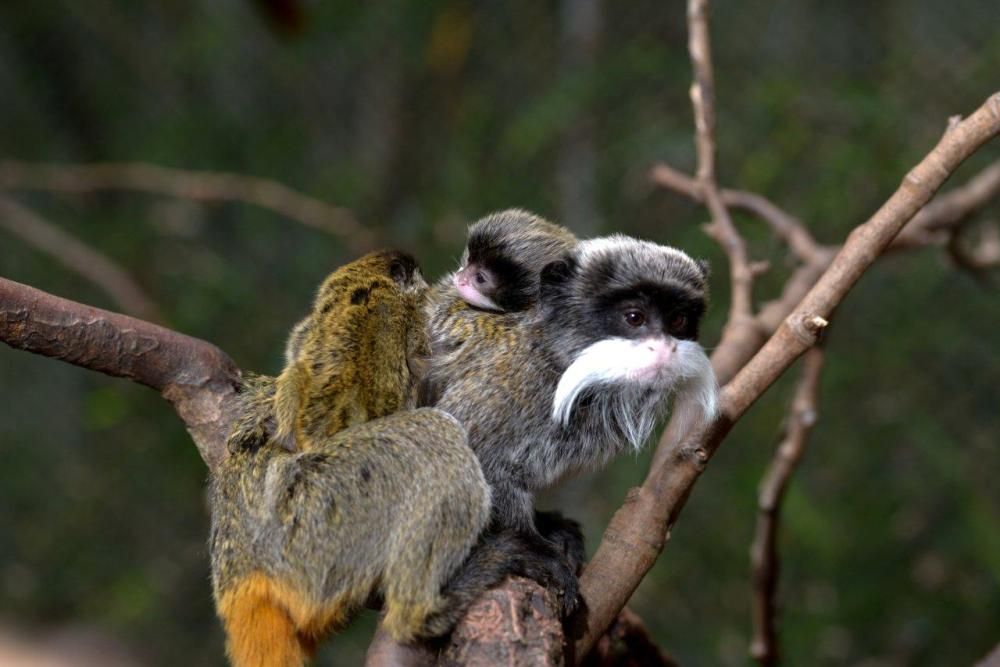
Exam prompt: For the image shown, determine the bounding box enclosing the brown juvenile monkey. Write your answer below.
[425,232,719,612]
[270,251,430,451]
[210,251,536,666]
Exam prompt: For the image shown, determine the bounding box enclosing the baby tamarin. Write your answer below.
[425,230,719,610]
[450,208,578,312]
[211,251,524,666]
[422,209,578,406]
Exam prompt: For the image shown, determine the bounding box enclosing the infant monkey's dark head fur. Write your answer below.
[452,209,577,312]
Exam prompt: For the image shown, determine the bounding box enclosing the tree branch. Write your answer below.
[749,347,825,666]
[0,160,375,253]
[0,277,238,469]
[686,0,759,331]
[573,87,1000,660]
[891,159,1000,248]
[0,196,164,322]
[652,153,1000,382]
[649,163,825,264]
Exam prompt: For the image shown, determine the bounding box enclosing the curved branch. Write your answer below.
[0,277,238,469]
[574,93,1000,658]
[0,160,375,253]
[0,196,164,322]
[976,642,1000,667]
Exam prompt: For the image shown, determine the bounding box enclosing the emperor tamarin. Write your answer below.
[425,232,719,607]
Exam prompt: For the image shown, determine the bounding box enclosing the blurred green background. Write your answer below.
[1,1,998,665]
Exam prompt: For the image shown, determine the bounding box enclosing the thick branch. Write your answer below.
[0,277,238,469]
[439,577,564,666]
[0,196,164,322]
[0,160,374,252]
[574,94,1000,658]
[749,347,825,666]
[723,96,999,418]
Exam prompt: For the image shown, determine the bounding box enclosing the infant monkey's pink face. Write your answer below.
[453,264,502,312]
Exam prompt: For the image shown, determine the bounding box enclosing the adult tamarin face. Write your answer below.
[541,234,718,439]
[452,209,577,313]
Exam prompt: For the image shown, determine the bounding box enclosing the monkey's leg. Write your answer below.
[381,494,486,641]
[487,484,582,615]
[218,576,310,667]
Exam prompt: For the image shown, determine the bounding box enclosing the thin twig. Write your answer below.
[0,160,374,253]
[0,196,164,322]
[650,162,824,263]
[686,0,758,327]
[749,347,825,666]
[652,157,1000,375]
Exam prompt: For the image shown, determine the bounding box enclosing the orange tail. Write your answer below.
[219,583,309,667]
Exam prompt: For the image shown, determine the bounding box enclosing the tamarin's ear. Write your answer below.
[539,257,576,302]
[697,259,711,279]
[385,251,418,285]
[540,257,576,285]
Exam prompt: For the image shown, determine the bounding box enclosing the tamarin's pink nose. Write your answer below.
[643,338,674,365]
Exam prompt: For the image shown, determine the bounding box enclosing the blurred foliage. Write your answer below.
[1,1,998,665]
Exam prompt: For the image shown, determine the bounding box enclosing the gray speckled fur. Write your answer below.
[210,407,490,632]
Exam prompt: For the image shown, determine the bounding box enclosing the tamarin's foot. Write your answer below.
[513,530,581,616]
[535,510,586,575]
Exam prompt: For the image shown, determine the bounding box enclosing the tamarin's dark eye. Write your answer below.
[669,314,688,333]
[624,310,646,327]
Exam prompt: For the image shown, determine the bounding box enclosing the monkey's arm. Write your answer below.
[225,372,280,453]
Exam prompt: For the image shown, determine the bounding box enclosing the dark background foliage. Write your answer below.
[0,1,998,665]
